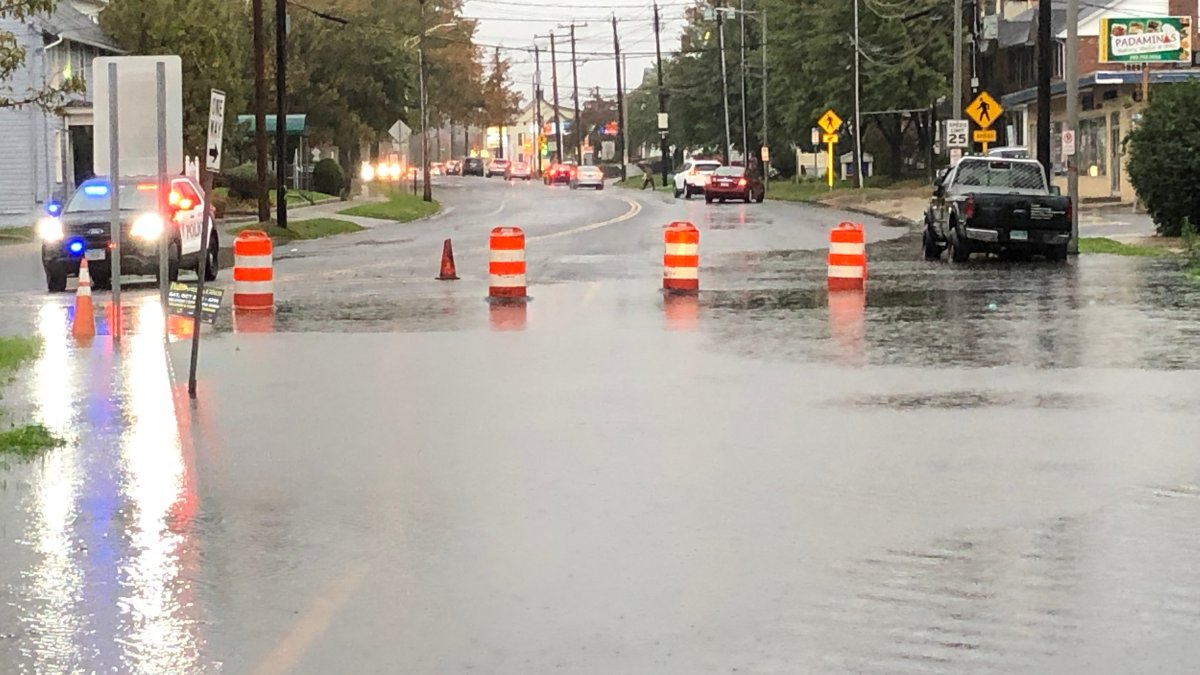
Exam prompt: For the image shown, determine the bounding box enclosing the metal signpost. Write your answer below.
[818,109,842,189]
[107,63,121,339]
[189,89,225,398]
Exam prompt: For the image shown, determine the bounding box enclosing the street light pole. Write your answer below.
[953,0,963,119]
[853,0,864,189]
[654,2,669,186]
[716,0,732,164]
[1066,0,1079,254]
[739,0,748,162]
[419,0,432,202]
[275,0,288,227]
[761,7,768,189]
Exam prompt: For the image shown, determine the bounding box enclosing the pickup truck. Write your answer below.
[923,156,1072,262]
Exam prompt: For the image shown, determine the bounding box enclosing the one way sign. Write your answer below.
[206,89,226,172]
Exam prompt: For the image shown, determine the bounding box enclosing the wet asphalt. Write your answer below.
[2,177,1200,674]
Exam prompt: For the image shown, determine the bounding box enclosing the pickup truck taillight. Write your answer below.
[1065,198,1073,221]
[964,196,976,218]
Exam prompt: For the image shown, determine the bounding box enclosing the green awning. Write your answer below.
[237,114,308,135]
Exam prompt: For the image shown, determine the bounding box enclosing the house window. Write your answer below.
[1079,115,1107,177]
[1053,41,1065,79]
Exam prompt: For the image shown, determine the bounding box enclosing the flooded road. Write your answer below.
[2,178,1200,673]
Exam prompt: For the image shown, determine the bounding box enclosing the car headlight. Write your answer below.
[130,212,164,240]
[36,217,63,242]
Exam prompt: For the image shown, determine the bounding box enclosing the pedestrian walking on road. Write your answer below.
[640,162,655,190]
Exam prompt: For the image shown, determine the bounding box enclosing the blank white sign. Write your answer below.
[93,56,184,177]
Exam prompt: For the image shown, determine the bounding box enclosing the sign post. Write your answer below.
[189,88,226,399]
[818,109,843,189]
[965,91,1003,153]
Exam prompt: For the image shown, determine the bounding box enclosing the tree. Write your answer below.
[1,0,83,109]
[100,0,251,157]
[481,47,520,128]
[1126,80,1200,237]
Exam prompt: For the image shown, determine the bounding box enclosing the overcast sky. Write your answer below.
[462,0,695,106]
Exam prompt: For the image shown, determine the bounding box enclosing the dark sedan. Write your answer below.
[704,166,764,204]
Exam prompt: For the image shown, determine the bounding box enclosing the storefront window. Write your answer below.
[1079,116,1107,177]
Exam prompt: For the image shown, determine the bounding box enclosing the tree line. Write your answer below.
[623,0,953,179]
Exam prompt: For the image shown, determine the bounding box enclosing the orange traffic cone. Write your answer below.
[437,238,459,280]
[72,258,96,340]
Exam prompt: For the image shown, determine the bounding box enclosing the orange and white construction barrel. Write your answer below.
[489,227,527,299]
[827,222,867,291]
[233,230,274,310]
[663,221,699,293]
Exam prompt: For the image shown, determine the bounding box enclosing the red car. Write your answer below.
[543,162,576,185]
[705,166,764,204]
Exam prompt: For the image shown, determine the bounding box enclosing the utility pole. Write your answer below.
[567,23,585,164]
[1036,0,1052,177]
[252,0,270,223]
[739,0,748,163]
[550,32,563,163]
[716,0,732,164]
[419,0,432,202]
[953,0,963,119]
[1066,0,1079,254]
[534,42,544,175]
[852,0,863,188]
[275,0,288,229]
[654,2,670,186]
[613,16,626,180]
[761,7,768,190]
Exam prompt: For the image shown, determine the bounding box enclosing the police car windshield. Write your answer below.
[66,183,158,213]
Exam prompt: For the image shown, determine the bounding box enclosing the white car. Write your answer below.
[673,160,722,199]
[571,165,605,190]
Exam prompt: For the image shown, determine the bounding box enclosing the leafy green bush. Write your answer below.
[226,163,274,200]
[312,158,345,196]
[1126,81,1200,237]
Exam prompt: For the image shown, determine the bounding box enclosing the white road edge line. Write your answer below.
[486,200,507,217]
[528,197,642,242]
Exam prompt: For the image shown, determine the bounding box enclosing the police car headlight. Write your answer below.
[131,212,164,240]
[36,217,63,242]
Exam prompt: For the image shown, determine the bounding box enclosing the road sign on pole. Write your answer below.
[965,91,1003,129]
[811,127,820,146]
[973,128,998,153]
[946,120,969,148]
[818,109,843,135]
[1062,128,1076,157]
[207,89,226,172]
[93,56,183,177]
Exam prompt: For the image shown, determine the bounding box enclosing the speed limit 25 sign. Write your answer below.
[946,120,969,149]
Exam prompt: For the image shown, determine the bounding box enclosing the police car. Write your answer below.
[38,175,219,292]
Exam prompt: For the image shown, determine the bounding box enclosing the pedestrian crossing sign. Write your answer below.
[818,109,843,135]
[966,91,1002,129]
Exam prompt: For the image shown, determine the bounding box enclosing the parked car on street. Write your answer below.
[486,158,510,178]
[673,159,722,199]
[704,166,764,204]
[39,176,219,292]
[463,157,485,176]
[570,165,605,190]
[444,160,462,175]
[923,156,1072,262]
[506,161,532,181]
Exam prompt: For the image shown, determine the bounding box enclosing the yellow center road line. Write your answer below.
[251,563,370,675]
[527,197,642,242]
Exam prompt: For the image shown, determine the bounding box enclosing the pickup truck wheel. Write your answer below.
[1045,244,1068,261]
[922,230,943,260]
[673,187,682,199]
[949,229,971,263]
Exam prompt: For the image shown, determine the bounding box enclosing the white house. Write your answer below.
[501,97,574,171]
[0,1,120,225]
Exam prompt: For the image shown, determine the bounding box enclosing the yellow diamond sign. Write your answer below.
[966,91,1003,129]
[818,109,843,135]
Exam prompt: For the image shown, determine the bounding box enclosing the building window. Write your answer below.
[1079,115,1107,177]
[1053,41,1065,79]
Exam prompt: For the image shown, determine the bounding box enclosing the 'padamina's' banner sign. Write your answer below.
[1100,16,1192,63]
